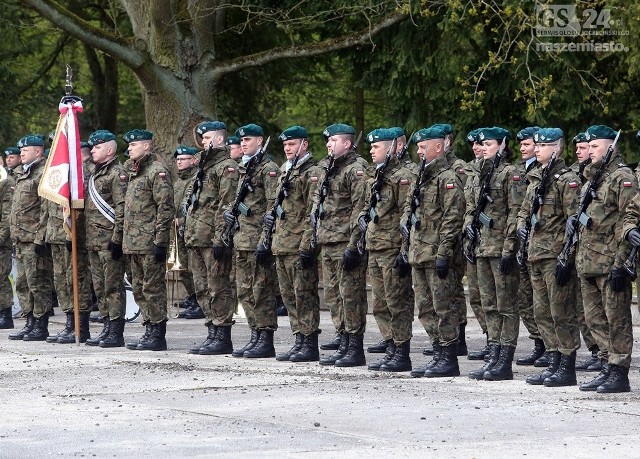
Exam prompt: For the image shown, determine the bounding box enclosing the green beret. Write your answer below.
[388,127,405,139]
[366,128,396,143]
[174,145,199,157]
[195,121,226,137]
[123,129,153,143]
[466,129,480,144]
[323,123,355,139]
[236,124,264,138]
[430,123,453,135]
[534,128,563,143]
[44,148,50,158]
[585,125,617,141]
[279,125,308,141]
[477,126,510,142]
[413,127,446,142]
[88,130,116,147]
[3,147,20,156]
[573,132,588,145]
[80,141,90,149]
[226,136,240,146]
[17,135,45,148]
[516,126,540,141]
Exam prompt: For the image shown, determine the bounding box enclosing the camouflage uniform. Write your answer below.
[313,150,368,335]
[173,165,196,298]
[0,170,14,316]
[123,154,175,324]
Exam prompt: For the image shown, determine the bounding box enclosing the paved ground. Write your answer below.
[1,311,639,458]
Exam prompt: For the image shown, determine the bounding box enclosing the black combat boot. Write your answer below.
[200,325,233,355]
[232,329,259,357]
[23,314,49,341]
[579,361,609,391]
[457,324,468,356]
[136,320,167,351]
[0,307,14,329]
[516,338,545,366]
[576,345,600,371]
[533,351,552,367]
[47,312,74,343]
[244,329,275,358]
[320,332,342,351]
[335,334,367,367]
[126,322,152,350]
[184,302,205,319]
[290,331,320,362]
[367,339,388,354]
[379,340,411,372]
[79,312,91,343]
[276,333,303,361]
[544,352,577,387]
[469,344,500,380]
[87,318,110,346]
[319,333,348,366]
[526,351,561,385]
[189,323,217,354]
[425,343,460,378]
[468,336,490,360]
[8,314,35,340]
[596,364,631,393]
[422,346,435,356]
[483,345,515,380]
[99,317,126,348]
[411,343,442,378]
[368,341,396,371]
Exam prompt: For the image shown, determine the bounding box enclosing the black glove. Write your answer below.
[399,223,409,240]
[34,243,47,257]
[223,210,237,226]
[107,241,123,261]
[555,261,572,287]
[342,249,361,272]
[435,257,449,279]
[565,214,578,239]
[608,266,630,293]
[255,243,273,267]
[212,244,230,261]
[299,251,316,270]
[499,255,516,275]
[153,244,167,263]
[393,252,411,278]
[464,225,476,240]
[627,228,640,247]
[263,213,275,228]
[358,215,368,232]
[516,227,528,243]
[65,240,73,253]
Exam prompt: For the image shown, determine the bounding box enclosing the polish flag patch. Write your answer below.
[446,183,455,189]
[158,172,167,180]
[623,181,633,187]
[513,175,521,181]
[400,179,410,186]
[269,171,278,177]
[310,176,319,182]
[119,175,128,182]
[568,181,578,188]
[356,170,364,177]
[227,167,236,173]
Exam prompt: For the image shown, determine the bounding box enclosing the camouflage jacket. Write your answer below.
[232,154,280,251]
[401,155,464,265]
[122,154,174,254]
[0,172,14,246]
[84,157,127,251]
[446,149,468,186]
[267,154,320,255]
[312,150,368,249]
[10,158,47,244]
[399,154,419,175]
[463,159,481,208]
[358,156,415,252]
[464,157,526,258]
[40,199,66,245]
[569,160,590,185]
[183,148,239,248]
[576,155,636,276]
[516,159,581,262]
[174,166,197,216]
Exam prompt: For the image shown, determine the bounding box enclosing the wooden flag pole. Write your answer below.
[71,207,81,345]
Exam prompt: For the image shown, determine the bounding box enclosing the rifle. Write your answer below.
[261,141,304,251]
[558,130,621,268]
[310,131,362,251]
[179,142,215,236]
[357,138,397,255]
[517,151,557,267]
[397,131,416,161]
[463,138,506,264]
[221,136,271,247]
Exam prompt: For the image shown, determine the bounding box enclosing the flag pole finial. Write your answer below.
[65,64,73,97]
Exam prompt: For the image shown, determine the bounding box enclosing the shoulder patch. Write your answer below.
[446,182,455,189]
[310,176,319,182]
[158,172,167,180]
[227,167,236,173]
[400,178,410,186]
[119,174,128,182]
[623,180,633,187]
[568,181,578,188]
[513,175,521,181]
[268,171,278,177]
[356,170,364,178]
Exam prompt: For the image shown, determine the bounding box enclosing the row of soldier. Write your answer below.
[0,121,636,394]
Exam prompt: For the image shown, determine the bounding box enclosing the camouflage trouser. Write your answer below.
[51,243,91,314]
[369,248,412,345]
[580,275,632,368]
[516,265,540,340]
[0,245,12,311]
[452,246,467,326]
[88,250,126,319]
[275,253,320,336]
[15,241,53,319]
[128,254,167,324]
[530,259,580,355]
[466,260,486,333]
[188,247,234,326]
[477,257,520,348]
[575,271,596,349]
[413,263,459,346]
[321,243,367,335]
[236,250,277,330]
